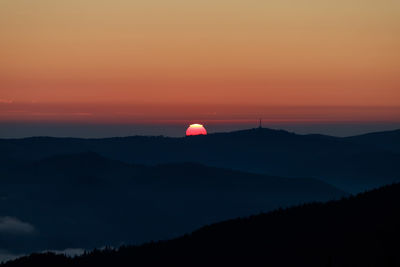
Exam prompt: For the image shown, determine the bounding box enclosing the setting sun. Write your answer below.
[186,124,207,136]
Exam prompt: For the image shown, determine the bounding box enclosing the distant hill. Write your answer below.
[0,152,345,260]
[3,183,399,267]
[1,128,399,192]
[345,129,400,154]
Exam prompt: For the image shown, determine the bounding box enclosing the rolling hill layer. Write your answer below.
[3,183,399,267]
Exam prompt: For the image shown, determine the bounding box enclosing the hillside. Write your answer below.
[345,129,400,154]
[1,128,400,192]
[0,152,345,261]
[3,183,399,267]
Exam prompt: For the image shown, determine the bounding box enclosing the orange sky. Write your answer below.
[1,0,399,123]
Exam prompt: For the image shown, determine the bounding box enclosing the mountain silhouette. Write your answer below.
[1,128,399,192]
[3,183,399,267]
[345,129,400,154]
[0,152,345,259]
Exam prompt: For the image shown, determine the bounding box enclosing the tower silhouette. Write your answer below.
[258,118,262,129]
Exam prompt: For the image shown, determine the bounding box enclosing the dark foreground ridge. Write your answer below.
[0,152,345,256]
[3,183,399,267]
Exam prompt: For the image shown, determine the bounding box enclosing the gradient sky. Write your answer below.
[1,0,399,129]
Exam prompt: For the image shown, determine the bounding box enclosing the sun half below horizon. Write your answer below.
[186,124,207,136]
[0,0,400,137]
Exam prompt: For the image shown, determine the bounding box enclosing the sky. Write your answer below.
[0,0,399,136]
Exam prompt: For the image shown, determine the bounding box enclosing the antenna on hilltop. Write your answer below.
[258,118,262,129]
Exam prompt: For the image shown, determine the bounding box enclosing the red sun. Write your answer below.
[186,124,207,136]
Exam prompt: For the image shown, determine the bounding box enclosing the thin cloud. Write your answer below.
[0,217,35,235]
[0,250,23,263]
[44,248,85,257]
[0,248,85,264]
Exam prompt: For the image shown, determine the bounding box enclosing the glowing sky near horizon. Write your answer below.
[1,0,400,124]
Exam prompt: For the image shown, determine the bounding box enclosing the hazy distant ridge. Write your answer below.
[1,128,399,192]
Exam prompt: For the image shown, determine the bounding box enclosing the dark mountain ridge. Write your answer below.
[0,152,345,259]
[3,183,399,267]
[1,128,400,192]
[344,129,400,154]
